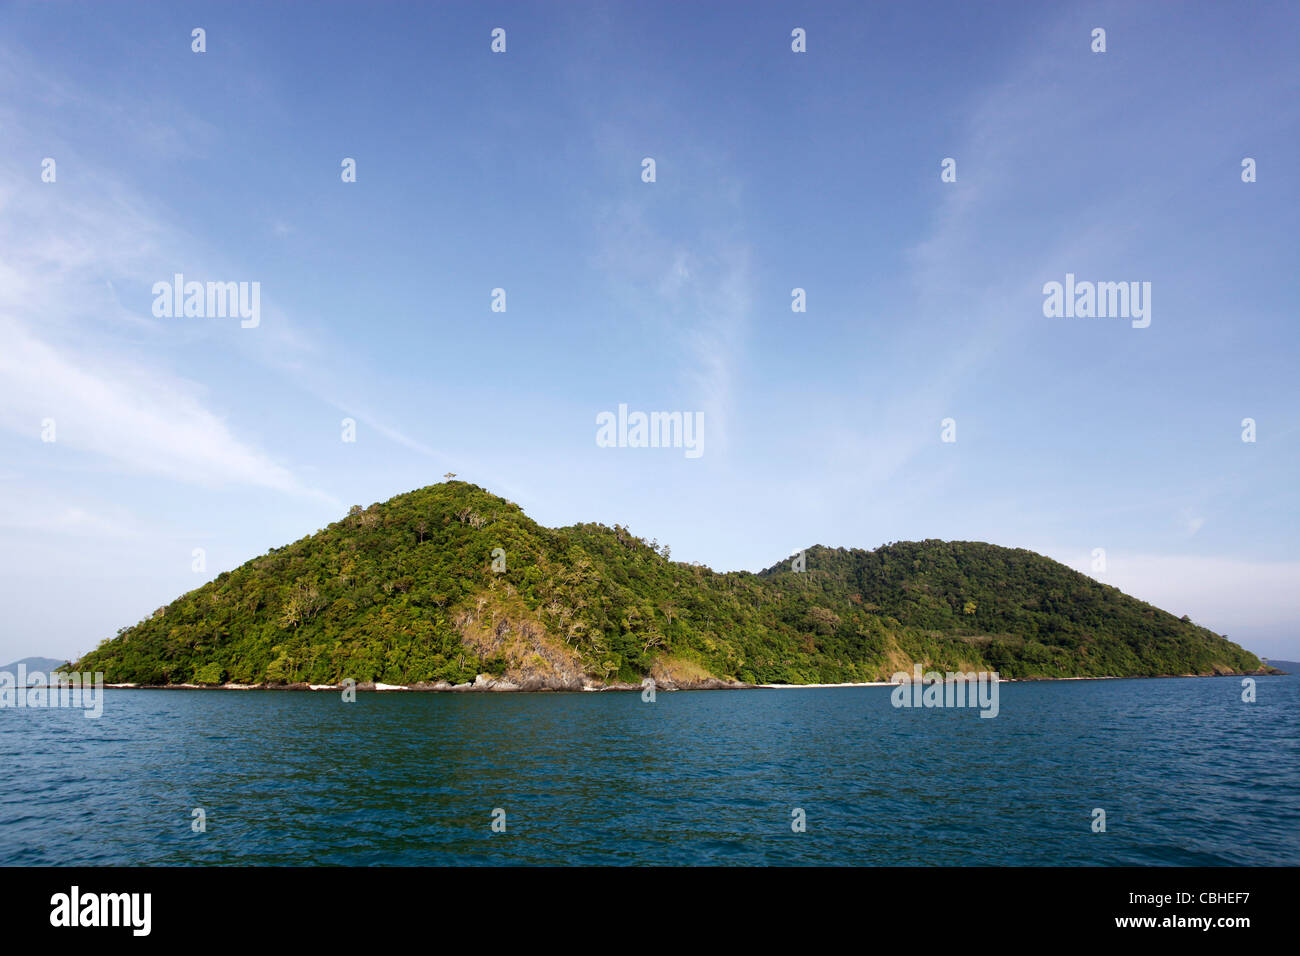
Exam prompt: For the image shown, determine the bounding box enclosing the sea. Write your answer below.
[2,674,1296,865]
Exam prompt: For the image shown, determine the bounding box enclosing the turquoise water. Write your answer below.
[2,675,1296,865]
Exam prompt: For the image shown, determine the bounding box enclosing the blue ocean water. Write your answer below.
[1,675,1296,865]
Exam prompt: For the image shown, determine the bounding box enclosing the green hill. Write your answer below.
[71,481,1269,687]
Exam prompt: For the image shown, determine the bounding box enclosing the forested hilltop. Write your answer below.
[72,482,1269,687]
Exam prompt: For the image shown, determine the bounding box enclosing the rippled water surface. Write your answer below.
[2,675,1296,865]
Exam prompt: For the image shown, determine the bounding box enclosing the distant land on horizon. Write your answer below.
[64,481,1276,690]
[2,656,67,674]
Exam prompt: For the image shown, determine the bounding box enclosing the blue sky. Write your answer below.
[1,0,1296,663]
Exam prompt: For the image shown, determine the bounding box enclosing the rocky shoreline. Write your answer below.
[103,674,756,693]
[96,666,1278,693]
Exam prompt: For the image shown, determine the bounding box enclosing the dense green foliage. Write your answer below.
[72,482,1266,685]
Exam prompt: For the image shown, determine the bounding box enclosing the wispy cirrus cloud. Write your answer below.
[0,317,329,499]
[0,38,358,506]
[591,194,753,457]
[0,146,332,501]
